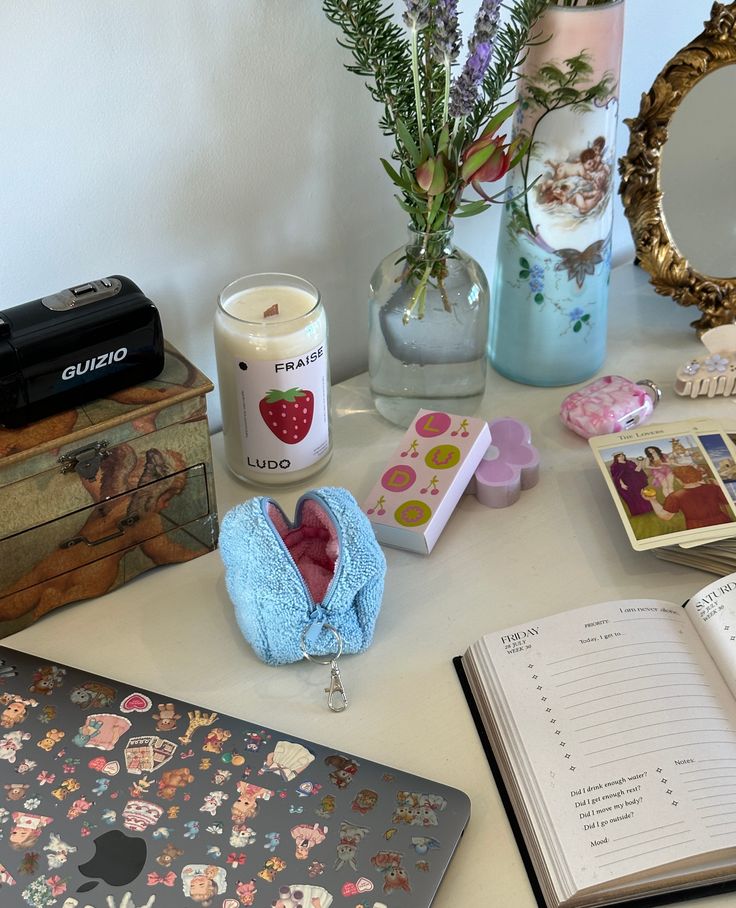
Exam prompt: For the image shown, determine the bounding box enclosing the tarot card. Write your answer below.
[589,418,736,551]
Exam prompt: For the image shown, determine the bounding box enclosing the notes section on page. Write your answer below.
[474,599,736,893]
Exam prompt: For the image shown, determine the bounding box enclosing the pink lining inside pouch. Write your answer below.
[267,500,339,604]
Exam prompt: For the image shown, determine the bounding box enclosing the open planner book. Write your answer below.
[456,571,736,908]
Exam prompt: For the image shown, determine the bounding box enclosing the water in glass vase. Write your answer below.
[369,227,489,427]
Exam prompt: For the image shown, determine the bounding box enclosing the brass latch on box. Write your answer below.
[58,440,110,481]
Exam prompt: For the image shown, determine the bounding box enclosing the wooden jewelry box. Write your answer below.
[0,343,218,636]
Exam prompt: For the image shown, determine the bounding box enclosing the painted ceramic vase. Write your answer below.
[489,0,625,386]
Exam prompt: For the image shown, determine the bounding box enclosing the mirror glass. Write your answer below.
[660,65,736,279]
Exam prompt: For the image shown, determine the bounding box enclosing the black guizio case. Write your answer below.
[0,275,164,427]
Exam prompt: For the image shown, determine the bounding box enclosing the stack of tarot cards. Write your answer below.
[589,418,736,575]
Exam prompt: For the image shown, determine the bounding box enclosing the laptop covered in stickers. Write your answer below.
[0,645,469,907]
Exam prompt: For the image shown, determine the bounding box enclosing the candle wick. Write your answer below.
[263,303,279,319]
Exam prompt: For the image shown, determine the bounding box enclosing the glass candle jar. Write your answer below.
[214,273,332,485]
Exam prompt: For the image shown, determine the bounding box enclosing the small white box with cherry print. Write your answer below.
[362,409,491,554]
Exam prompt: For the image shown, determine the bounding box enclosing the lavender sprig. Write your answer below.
[433,0,462,124]
[470,0,502,53]
[432,0,462,63]
[449,41,492,117]
[403,0,432,141]
[449,0,502,117]
[402,0,431,29]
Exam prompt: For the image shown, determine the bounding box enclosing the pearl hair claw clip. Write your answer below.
[675,325,736,398]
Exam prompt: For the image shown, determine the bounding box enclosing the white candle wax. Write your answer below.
[214,274,331,485]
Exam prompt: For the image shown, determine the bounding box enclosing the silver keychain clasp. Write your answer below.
[326,659,348,713]
[300,623,348,713]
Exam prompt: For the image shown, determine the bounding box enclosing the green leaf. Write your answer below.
[421,132,435,160]
[519,257,530,269]
[581,313,590,322]
[437,124,450,156]
[380,157,409,191]
[537,63,567,86]
[565,53,594,78]
[526,86,551,108]
[400,163,419,192]
[454,199,490,218]
[534,293,544,303]
[428,156,447,196]
[479,101,517,139]
[573,321,582,333]
[519,270,530,279]
[396,116,421,166]
[264,387,306,403]
[508,135,531,170]
[427,192,444,230]
[395,194,421,215]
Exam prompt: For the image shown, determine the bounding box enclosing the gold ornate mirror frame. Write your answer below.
[619,1,736,331]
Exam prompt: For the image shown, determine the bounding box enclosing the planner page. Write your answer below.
[686,573,736,698]
[467,599,736,905]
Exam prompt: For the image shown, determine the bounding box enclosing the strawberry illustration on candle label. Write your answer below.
[259,388,314,444]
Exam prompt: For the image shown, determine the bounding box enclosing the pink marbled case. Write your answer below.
[560,375,655,439]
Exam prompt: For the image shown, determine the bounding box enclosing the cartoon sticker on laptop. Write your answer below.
[152,702,181,732]
[69,681,117,710]
[258,740,315,781]
[178,710,218,745]
[4,782,28,801]
[230,781,273,826]
[124,735,177,774]
[371,850,412,893]
[324,753,359,788]
[9,811,52,850]
[0,730,31,764]
[392,790,447,826]
[272,884,334,908]
[180,863,227,905]
[335,821,370,870]
[73,714,131,750]
[22,874,69,907]
[29,665,67,697]
[0,693,38,728]
[291,821,328,859]
[352,787,379,814]
[37,728,64,752]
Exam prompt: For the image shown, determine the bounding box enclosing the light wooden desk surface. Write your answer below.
[9,264,736,906]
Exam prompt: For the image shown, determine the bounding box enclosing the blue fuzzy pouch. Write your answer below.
[219,487,386,666]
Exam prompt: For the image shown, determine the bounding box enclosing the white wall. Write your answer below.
[0,2,705,430]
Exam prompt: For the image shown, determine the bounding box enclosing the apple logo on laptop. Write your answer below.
[77,830,147,892]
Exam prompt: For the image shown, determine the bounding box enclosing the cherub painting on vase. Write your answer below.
[536,136,612,223]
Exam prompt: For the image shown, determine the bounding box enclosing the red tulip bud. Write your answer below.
[416,158,435,192]
[461,134,511,185]
[416,156,447,195]
[473,143,511,183]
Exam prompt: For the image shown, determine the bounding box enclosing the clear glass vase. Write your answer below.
[369,226,489,426]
